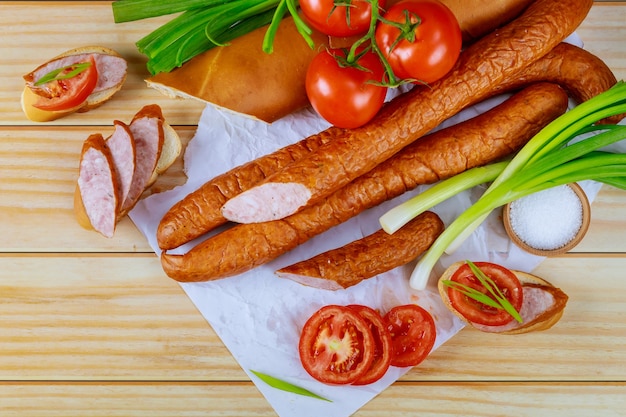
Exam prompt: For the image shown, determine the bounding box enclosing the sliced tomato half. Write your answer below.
[298,304,375,385]
[447,261,524,326]
[348,304,393,385]
[33,55,98,111]
[384,304,436,368]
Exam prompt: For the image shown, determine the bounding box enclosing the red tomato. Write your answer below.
[447,262,524,326]
[384,304,436,368]
[300,0,386,37]
[33,55,98,111]
[347,305,393,385]
[305,48,387,128]
[375,0,462,83]
[298,305,375,384]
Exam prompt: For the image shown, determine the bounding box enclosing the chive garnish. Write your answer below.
[442,260,523,323]
[34,62,92,86]
[250,369,332,402]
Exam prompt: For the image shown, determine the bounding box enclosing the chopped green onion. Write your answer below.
[250,370,332,402]
[378,81,626,290]
[442,260,523,323]
[34,62,92,86]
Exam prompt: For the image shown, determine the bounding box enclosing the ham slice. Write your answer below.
[121,105,164,214]
[105,121,136,207]
[76,134,120,238]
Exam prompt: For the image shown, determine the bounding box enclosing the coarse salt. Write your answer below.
[508,185,583,250]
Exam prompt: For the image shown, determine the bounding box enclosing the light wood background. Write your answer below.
[0,1,625,416]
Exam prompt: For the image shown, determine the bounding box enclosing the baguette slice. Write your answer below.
[438,261,569,334]
[22,46,127,122]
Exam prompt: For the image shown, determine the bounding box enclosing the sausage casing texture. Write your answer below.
[156,127,341,250]
[161,82,570,282]
[159,40,618,251]
[220,0,593,224]
[275,211,445,290]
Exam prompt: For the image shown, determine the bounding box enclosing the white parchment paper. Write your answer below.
[128,34,608,417]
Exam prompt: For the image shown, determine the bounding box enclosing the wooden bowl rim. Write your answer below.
[502,182,591,256]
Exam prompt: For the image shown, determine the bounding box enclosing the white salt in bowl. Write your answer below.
[502,183,591,256]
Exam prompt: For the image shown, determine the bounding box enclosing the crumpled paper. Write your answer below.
[128,34,604,417]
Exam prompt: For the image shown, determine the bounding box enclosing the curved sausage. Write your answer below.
[161,82,569,282]
[276,211,445,290]
[220,0,593,224]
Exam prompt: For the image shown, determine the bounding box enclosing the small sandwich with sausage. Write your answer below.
[22,46,127,122]
[438,261,568,334]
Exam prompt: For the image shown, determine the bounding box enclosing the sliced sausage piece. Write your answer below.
[121,104,164,215]
[276,211,444,290]
[161,82,570,282]
[76,133,120,238]
[220,0,593,224]
[156,127,340,250]
[105,120,136,209]
[471,284,569,333]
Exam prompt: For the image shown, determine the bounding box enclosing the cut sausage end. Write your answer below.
[221,182,312,223]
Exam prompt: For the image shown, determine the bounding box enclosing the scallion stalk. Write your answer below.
[379,161,509,234]
[112,0,228,23]
[379,81,626,290]
[113,0,313,75]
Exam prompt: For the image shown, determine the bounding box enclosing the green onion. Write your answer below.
[34,62,92,86]
[442,260,523,323]
[377,81,626,290]
[112,0,228,23]
[380,161,509,234]
[112,0,314,75]
[249,370,332,402]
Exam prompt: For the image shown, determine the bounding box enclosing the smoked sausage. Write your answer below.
[275,211,445,290]
[220,0,594,224]
[157,41,618,251]
[161,82,569,282]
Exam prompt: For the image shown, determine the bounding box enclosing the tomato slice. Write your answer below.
[32,55,98,111]
[348,305,393,385]
[447,261,524,326]
[384,304,436,368]
[299,305,375,384]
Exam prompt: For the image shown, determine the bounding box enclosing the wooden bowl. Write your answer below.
[502,183,591,256]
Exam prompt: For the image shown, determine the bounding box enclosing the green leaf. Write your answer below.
[34,62,92,86]
[250,370,332,402]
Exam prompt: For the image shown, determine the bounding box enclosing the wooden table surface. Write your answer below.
[1,1,625,416]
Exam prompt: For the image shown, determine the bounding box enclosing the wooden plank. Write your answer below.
[1,124,625,253]
[0,382,624,417]
[0,2,206,127]
[1,256,624,381]
[0,126,194,252]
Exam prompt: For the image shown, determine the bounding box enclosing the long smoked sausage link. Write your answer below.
[161,82,570,282]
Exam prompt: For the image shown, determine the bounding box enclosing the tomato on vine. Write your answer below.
[299,0,387,37]
[375,0,462,84]
[305,48,388,128]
